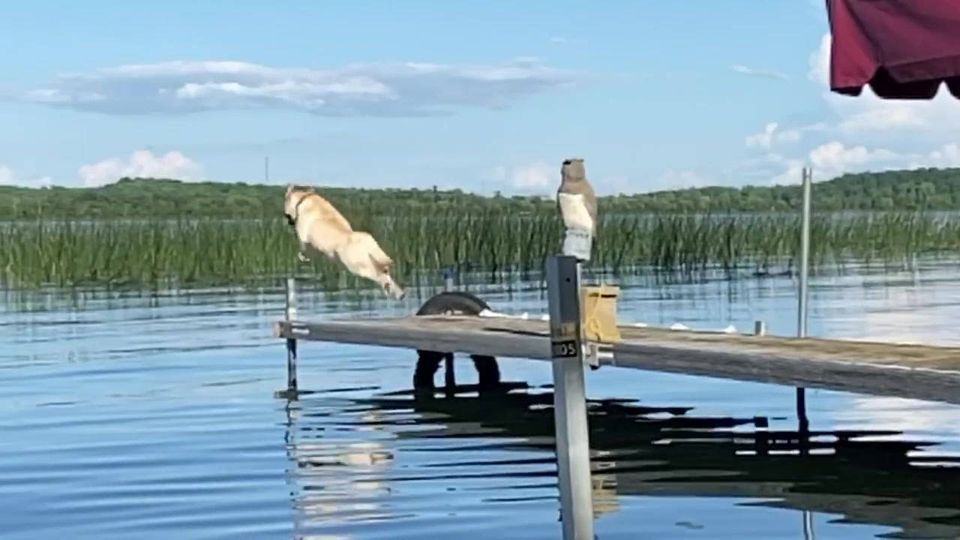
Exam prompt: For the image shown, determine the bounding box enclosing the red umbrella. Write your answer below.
[827,0,960,99]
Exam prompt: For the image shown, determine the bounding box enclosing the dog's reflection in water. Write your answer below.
[286,406,395,526]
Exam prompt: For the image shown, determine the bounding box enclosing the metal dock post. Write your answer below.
[546,255,595,540]
[285,277,298,394]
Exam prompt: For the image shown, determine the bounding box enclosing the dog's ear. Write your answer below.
[286,184,295,195]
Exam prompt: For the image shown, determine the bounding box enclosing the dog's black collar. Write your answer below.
[287,193,315,226]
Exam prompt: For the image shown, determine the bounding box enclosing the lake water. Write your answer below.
[2,260,960,539]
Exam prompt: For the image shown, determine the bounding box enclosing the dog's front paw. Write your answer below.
[297,252,310,263]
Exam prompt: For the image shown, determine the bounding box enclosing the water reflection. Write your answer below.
[5,258,960,539]
[283,397,399,535]
[283,383,960,539]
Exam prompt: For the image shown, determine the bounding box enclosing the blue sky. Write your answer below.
[1,1,958,194]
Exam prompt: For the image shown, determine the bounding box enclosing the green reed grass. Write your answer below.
[1,211,958,290]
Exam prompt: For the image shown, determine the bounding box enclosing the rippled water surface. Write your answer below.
[2,260,960,539]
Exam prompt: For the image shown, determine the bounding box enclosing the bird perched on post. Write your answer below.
[556,158,597,236]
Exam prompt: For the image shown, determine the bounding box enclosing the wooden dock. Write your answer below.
[274,314,960,406]
[273,255,960,540]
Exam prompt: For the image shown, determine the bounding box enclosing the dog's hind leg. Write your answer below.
[297,241,311,263]
[363,251,405,300]
[335,232,406,300]
[378,274,405,300]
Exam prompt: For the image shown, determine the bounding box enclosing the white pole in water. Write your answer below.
[546,255,594,540]
[798,167,812,338]
[285,277,298,393]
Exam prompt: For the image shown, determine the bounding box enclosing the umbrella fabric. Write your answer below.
[827,0,960,99]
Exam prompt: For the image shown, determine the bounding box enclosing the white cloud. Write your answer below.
[550,36,568,44]
[509,162,553,189]
[765,141,960,185]
[491,163,634,196]
[769,157,806,185]
[731,64,788,81]
[0,165,13,185]
[745,122,823,150]
[776,128,802,144]
[25,58,575,117]
[741,34,960,186]
[808,141,900,181]
[746,123,779,149]
[920,143,960,169]
[809,33,960,135]
[0,164,51,187]
[808,33,831,88]
[490,162,555,193]
[838,106,929,133]
[78,150,202,187]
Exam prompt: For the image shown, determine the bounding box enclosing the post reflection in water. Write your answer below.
[281,380,960,539]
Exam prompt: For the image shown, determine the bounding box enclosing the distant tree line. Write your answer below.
[1,167,959,219]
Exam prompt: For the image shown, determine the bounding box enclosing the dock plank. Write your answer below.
[274,316,960,405]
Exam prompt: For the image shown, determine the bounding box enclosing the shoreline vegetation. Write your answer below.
[2,168,960,289]
[2,167,960,219]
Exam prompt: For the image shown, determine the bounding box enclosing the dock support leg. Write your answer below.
[754,320,767,336]
[443,353,456,397]
[444,354,455,389]
[285,277,298,394]
[546,255,595,540]
[797,387,810,436]
[442,268,455,292]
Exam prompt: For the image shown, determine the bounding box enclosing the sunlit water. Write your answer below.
[2,260,960,539]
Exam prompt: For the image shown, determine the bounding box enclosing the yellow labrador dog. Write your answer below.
[284,185,404,299]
